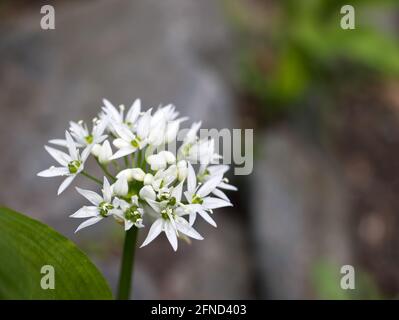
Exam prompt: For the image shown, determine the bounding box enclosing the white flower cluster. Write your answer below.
[38,99,236,251]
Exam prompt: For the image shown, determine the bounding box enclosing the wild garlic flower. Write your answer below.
[49,118,108,148]
[37,131,91,195]
[38,98,236,251]
[70,177,115,232]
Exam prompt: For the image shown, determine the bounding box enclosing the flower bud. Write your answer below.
[116,168,132,180]
[98,140,113,164]
[91,144,102,157]
[177,160,188,181]
[160,151,176,164]
[147,154,167,171]
[144,173,154,185]
[113,176,128,196]
[130,168,145,181]
[139,185,156,201]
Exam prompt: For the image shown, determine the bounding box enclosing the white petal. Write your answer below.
[65,131,78,160]
[44,145,70,166]
[160,151,176,164]
[171,182,183,203]
[114,124,135,141]
[98,140,113,164]
[137,109,152,138]
[147,154,167,171]
[165,120,181,143]
[176,218,203,240]
[75,216,103,233]
[164,222,178,251]
[202,197,232,209]
[102,177,112,203]
[130,168,145,181]
[76,187,103,205]
[102,98,121,122]
[184,121,201,144]
[125,220,134,231]
[144,173,154,185]
[197,175,223,197]
[211,188,230,202]
[57,176,75,195]
[37,167,69,177]
[81,145,92,162]
[93,117,108,137]
[91,144,102,157]
[109,147,135,160]
[219,182,238,191]
[198,209,217,227]
[69,121,87,139]
[126,99,141,124]
[207,165,229,176]
[113,138,131,149]
[187,162,197,194]
[95,134,108,145]
[70,206,98,218]
[139,185,156,201]
[189,211,197,226]
[48,139,68,148]
[113,176,129,196]
[145,199,162,213]
[140,219,163,248]
[184,191,193,203]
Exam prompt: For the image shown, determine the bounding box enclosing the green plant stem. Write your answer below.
[124,156,129,168]
[95,158,116,182]
[131,153,135,167]
[112,160,120,171]
[81,171,102,185]
[117,227,138,300]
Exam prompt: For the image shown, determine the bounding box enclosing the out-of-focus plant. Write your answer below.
[226,0,399,120]
[311,260,382,299]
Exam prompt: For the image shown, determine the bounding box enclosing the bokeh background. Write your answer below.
[1,0,399,299]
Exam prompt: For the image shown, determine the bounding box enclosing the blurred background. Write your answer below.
[1,0,399,299]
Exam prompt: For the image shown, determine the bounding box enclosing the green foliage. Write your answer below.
[311,260,382,299]
[232,0,399,119]
[0,207,113,299]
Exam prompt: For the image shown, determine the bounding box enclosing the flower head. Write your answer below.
[38,98,236,251]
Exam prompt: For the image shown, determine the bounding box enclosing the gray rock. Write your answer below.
[251,127,352,299]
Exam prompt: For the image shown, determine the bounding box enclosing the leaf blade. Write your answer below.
[0,207,113,299]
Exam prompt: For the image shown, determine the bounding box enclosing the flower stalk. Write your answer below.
[81,171,102,185]
[117,226,138,300]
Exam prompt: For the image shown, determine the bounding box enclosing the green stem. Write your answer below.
[95,158,116,182]
[81,171,102,185]
[117,227,139,300]
[112,160,120,171]
[131,153,135,168]
[124,156,129,169]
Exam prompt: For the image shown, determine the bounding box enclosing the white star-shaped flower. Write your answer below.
[37,131,91,195]
[70,177,115,232]
[140,182,203,251]
[110,109,152,159]
[49,118,108,149]
[184,163,232,227]
[112,195,145,231]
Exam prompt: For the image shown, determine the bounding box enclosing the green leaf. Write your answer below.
[0,207,113,299]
